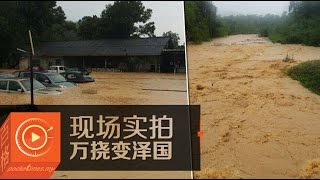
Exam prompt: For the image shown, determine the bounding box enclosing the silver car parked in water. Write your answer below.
[0,78,63,95]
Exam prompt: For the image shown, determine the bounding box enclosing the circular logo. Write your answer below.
[15,118,54,157]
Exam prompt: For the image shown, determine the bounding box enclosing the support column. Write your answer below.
[158,56,161,73]
[159,62,161,73]
[82,57,85,68]
[154,58,157,73]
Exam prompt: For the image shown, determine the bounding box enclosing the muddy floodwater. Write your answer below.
[0,71,188,105]
[188,34,320,178]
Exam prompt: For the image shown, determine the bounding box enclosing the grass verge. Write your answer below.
[287,60,320,95]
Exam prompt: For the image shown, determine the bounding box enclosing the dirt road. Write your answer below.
[188,34,320,178]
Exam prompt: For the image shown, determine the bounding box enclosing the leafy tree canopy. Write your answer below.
[0,1,66,67]
[185,1,222,43]
[78,1,156,39]
[162,31,180,49]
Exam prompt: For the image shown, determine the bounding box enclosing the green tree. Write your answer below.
[41,21,79,41]
[133,22,156,37]
[220,14,282,36]
[77,1,156,39]
[185,1,220,43]
[269,1,320,46]
[162,31,180,49]
[0,1,67,67]
[78,15,100,39]
[16,1,66,42]
[99,1,155,38]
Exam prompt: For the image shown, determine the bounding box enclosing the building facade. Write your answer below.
[19,37,186,73]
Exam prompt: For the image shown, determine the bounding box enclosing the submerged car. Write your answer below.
[12,68,47,77]
[12,70,28,78]
[21,72,76,88]
[48,66,67,73]
[12,70,43,78]
[66,67,91,75]
[0,73,15,79]
[0,78,62,95]
[60,71,95,83]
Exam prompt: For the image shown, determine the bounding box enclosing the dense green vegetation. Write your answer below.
[185,1,320,46]
[268,1,320,46]
[0,1,68,67]
[220,14,283,37]
[0,1,180,68]
[78,1,156,39]
[287,60,320,95]
[162,31,180,49]
[185,1,223,43]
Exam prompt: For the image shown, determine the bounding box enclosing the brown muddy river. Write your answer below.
[188,34,320,178]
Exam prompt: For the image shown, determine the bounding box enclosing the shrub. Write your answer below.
[287,60,320,95]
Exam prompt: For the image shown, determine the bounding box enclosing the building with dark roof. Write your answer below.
[19,37,185,73]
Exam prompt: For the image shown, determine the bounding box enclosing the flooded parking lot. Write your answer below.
[0,71,188,105]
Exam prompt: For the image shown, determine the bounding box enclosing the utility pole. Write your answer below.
[29,30,35,106]
[16,30,35,109]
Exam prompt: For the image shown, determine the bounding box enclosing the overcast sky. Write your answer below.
[56,1,185,44]
[213,1,290,16]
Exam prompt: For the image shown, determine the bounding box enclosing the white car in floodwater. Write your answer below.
[48,66,67,73]
[0,78,63,95]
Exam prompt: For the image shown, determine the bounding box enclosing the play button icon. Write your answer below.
[15,117,57,158]
[32,133,40,142]
[21,125,48,151]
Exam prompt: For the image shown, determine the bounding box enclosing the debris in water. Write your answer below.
[299,159,320,179]
[196,84,205,90]
[82,89,98,94]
